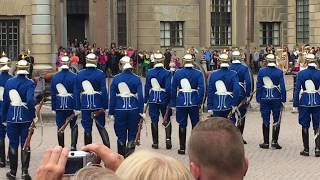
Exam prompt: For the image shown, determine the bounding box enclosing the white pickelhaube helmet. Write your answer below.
[60,53,70,69]
[153,50,164,68]
[120,55,133,70]
[0,52,10,71]
[305,53,317,67]
[219,53,230,67]
[231,50,242,61]
[265,54,276,67]
[16,54,30,75]
[86,51,97,68]
[183,51,194,68]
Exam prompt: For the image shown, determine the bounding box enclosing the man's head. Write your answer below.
[188,117,248,180]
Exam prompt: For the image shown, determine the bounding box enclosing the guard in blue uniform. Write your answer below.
[109,56,144,156]
[144,52,172,150]
[229,50,252,143]
[51,54,78,150]
[207,53,239,118]
[171,53,205,155]
[3,56,35,180]
[293,54,320,157]
[0,53,12,167]
[256,54,286,150]
[74,53,110,147]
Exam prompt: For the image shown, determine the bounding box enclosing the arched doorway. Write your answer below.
[67,0,88,45]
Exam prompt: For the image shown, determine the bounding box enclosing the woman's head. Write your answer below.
[73,166,121,180]
[116,150,193,180]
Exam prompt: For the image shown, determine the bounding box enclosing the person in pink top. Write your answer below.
[70,52,80,72]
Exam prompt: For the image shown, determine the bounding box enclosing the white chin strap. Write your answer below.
[86,63,97,68]
[267,63,276,67]
[220,63,229,68]
[184,63,194,68]
[61,65,69,69]
[123,63,133,70]
[154,63,164,68]
[0,65,10,71]
[308,63,318,67]
[232,60,241,64]
[16,70,29,75]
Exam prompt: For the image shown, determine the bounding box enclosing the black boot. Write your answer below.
[21,149,31,180]
[300,128,309,156]
[6,147,18,180]
[126,140,135,157]
[57,132,65,147]
[165,123,172,149]
[314,129,320,157]
[237,119,247,144]
[259,124,270,149]
[84,132,92,145]
[151,123,159,149]
[271,124,282,149]
[98,128,110,148]
[0,139,5,167]
[70,125,78,151]
[117,141,126,157]
[178,127,186,155]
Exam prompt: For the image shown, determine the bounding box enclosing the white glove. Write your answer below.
[171,107,176,114]
[208,110,213,114]
[2,122,7,127]
[139,113,147,119]
[231,106,237,114]
[74,110,81,115]
[108,115,115,121]
[34,117,39,123]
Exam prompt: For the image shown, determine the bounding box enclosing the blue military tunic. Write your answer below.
[256,66,286,125]
[2,74,35,148]
[207,67,239,117]
[229,62,252,99]
[109,70,143,143]
[74,67,108,133]
[144,66,171,124]
[0,72,12,138]
[171,67,205,128]
[229,62,252,122]
[144,67,171,104]
[293,66,320,128]
[75,67,108,110]
[51,69,77,128]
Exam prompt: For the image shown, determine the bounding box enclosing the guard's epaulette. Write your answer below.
[175,68,183,73]
[96,69,104,74]
[230,69,238,74]
[69,70,77,76]
[113,73,121,79]
[78,69,86,74]
[193,68,202,74]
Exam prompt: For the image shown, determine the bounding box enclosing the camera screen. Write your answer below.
[64,157,84,175]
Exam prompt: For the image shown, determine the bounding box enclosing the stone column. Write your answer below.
[199,0,211,48]
[31,0,52,65]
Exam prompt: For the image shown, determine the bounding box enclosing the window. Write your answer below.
[117,0,127,46]
[160,21,183,47]
[260,22,280,46]
[0,20,19,60]
[211,0,232,46]
[296,0,309,44]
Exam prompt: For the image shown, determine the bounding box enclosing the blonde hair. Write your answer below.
[116,150,193,180]
[72,166,122,180]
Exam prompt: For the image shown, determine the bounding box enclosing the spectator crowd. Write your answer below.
[58,39,320,77]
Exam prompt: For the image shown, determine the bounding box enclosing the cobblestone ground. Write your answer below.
[1,110,320,179]
[1,75,320,179]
